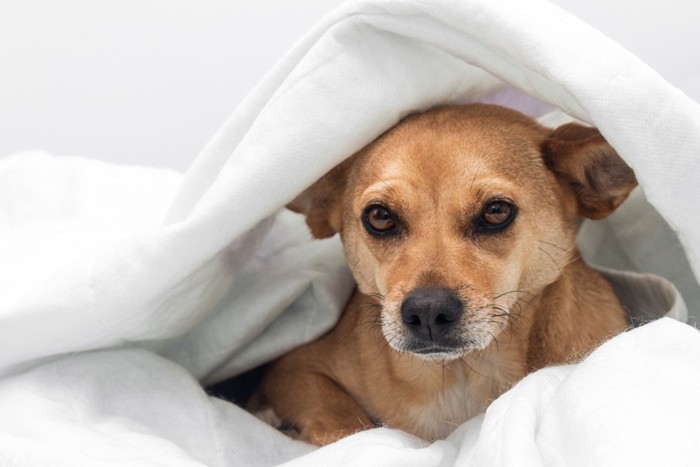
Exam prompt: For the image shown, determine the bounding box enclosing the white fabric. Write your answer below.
[2,0,700,465]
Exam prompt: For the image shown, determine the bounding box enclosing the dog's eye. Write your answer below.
[363,204,397,235]
[479,201,516,231]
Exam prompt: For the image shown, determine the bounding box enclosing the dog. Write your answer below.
[248,104,636,446]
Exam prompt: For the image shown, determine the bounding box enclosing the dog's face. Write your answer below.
[291,105,636,360]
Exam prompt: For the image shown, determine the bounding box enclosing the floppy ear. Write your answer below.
[287,157,355,238]
[541,123,638,220]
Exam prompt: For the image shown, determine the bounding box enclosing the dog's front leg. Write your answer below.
[251,359,374,446]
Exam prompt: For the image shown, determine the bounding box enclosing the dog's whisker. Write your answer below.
[537,240,570,252]
[490,289,536,300]
[538,245,564,275]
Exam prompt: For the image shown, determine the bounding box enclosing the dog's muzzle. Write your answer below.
[400,287,463,354]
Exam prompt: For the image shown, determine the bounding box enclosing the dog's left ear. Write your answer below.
[287,156,355,239]
[541,123,638,220]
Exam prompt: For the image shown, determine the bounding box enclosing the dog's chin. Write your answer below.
[407,348,465,362]
[384,335,491,362]
[382,328,502,362]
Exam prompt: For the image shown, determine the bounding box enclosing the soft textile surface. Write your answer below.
[2,0,700,465]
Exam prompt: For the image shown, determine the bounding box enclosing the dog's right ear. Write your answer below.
[287,157,355,239]
[541,123,637,220]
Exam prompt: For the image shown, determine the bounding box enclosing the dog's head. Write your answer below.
[290,104,636,360]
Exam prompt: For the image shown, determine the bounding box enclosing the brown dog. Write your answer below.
[249,104,636,445]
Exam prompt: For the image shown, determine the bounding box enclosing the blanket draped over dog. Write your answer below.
[1,0,699,465]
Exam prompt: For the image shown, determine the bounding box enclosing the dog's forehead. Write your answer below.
[356,113,546,191]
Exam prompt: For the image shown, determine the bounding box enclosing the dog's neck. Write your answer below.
[526,257,628,369]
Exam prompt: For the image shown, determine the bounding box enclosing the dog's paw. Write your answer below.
[296,417,374,446]
[253,407,283,429]
[299,425,350,446]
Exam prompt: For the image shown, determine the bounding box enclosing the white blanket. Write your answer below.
[2,0,700,465]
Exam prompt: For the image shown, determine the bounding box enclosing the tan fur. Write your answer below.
[249,104,635,445]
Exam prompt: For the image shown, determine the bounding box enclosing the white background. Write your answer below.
[0,0,698,171]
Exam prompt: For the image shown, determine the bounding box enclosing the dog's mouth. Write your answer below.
[402,337,484,360]
[405,344,466,361]
[382,317,490,360]
[388,332,495,361]
[381,306,506,360]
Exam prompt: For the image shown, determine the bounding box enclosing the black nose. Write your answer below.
[400,287,462,341]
